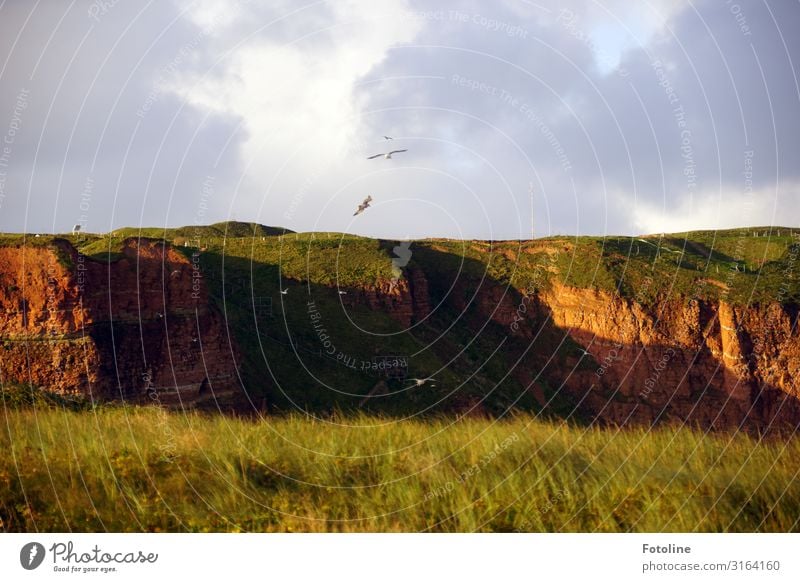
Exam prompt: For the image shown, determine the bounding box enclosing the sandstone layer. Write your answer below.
[444,274,800,432]
[0,239,240,406]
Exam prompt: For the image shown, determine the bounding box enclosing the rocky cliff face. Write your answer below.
[359,258,797,431]
[346,267,432,328]
[3,237,798,432]
[536,281,800,431]
[0,239,240,407]
[436,272,800,432]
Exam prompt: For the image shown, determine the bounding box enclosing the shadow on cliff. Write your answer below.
[34,237,799,434]
[406,243,800,436]
[194,243,599,423]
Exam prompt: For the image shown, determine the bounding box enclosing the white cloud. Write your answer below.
[630,182,798,234]
[180,0,241,32]
[552,0,687,75]
[164,0,423,219]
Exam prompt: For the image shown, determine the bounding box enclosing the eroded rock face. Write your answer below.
[461,277,800,432]
[0,239,240,406]
[347,267,431,328]
[2,238,799,431]
[334,263,799,431]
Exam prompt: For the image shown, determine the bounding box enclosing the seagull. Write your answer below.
[338,291,348,295]
[383,135,393,140]
[280,288,289,295]
[367,149,407,160]
[404,377,436,387]
[72,224,81,235]
[353,195,373,216]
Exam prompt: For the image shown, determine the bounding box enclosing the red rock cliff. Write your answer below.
[0,239,240,406]
[450,274,800,432]
[345,267,431,328]
[539,282,800,431]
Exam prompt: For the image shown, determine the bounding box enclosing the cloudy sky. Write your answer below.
[0,0,798,239]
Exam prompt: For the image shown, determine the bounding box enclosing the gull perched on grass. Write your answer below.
[353,195,373,216]
[367,149,407,160]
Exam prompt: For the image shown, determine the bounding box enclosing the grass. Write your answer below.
[107,220,291,241]
[1,399,798,532]
[4,223,799,305]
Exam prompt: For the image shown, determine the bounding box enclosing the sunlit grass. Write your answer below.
[1,406,797,532]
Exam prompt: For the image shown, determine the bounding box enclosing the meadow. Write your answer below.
[1,400,798,532]
[2,225,799,532]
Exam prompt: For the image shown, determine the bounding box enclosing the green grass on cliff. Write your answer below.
[4,222,798,305]
[413,228,800,304]
[1,403,797,533]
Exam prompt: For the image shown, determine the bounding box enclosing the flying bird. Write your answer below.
[367,149,407,160]
[338,290,348,295]
[383,135,393,140]
[353,195,373,216]
[280,288,289,295]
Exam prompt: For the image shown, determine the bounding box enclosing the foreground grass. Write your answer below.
[1,406,798,533]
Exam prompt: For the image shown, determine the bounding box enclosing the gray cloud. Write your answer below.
[0,0,797,237]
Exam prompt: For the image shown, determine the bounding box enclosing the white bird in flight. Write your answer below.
[353,195,373,216]
[280,288,288,295]
[367,149,407,160]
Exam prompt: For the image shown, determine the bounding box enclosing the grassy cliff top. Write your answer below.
[1,223,798,305]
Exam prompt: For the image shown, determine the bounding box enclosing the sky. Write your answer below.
[0,0,798,239]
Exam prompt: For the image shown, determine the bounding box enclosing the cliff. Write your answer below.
[2,225,799,433]
[0,238,241,407]
[531,281,799,432]
[423,231,800,430]
[295,244,800,431]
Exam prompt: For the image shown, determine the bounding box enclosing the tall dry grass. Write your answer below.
[1,406,798,532]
